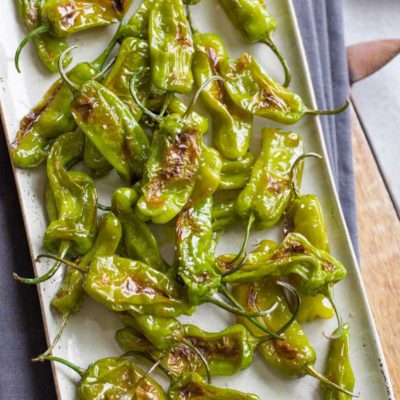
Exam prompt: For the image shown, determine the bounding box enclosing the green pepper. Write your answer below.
[236,127,303,230]
[169,372,260,400]
[111,187,169,273]
[149,0,194,93]
[42,355,167,400]
[219,152,254,190]
[16,0,71,72]
[192,32,253,159]
[217,0,291,87]
[285,194,335,322]
[68,77,150,184]
[220,52,349,124]
[83,139,112,178]
[11,37,118,168]
[187,144,223,208]
[321,323,355,400]
[222,232,347,298]
[212,190,241,234]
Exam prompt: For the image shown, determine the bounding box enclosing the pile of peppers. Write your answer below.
[11,1,357,399]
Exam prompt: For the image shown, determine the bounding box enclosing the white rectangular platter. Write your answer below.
[0,0,395,399]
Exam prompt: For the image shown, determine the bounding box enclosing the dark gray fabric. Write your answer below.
[0,1,357,398]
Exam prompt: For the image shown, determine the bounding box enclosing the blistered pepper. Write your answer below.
[16,0,71,72]
[11,37,118,168]
[212,190,241,235]
[111,187,168,273]
[149,0,194,93]
[219,152,254,190]
[217,0,290,87]
[187,144,223,208]
[63,62,150,183]
[285,194,335,322]
[321,323,355,400]
[42,355,167,400]
[192,32,253,159]
[236,127,303,230]
[220,52,349,124]
[83,139,112,178]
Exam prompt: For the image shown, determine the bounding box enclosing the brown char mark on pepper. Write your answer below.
[188,336,242,359]
[269,242,307,261]
[176,22,193,48]
[111,0,126,14]
[122,276,172,298]
[12,82,64,148]
[73,93,99,123]
[180,382,206,398]
[57,3,77,29]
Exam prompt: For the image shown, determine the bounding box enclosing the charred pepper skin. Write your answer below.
[286,194,335,322]
[16,0,71,72]
[149,0,194,93]
[236,128,303,230]
[192,33,253,159]
[321,323,355,400]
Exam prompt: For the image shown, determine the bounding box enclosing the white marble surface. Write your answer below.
[343,0,400,211]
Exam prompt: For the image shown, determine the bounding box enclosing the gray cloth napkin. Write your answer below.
[0,1,357,398]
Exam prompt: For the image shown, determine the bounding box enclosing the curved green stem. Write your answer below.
[276,281,301,334]
[58,46,81,92]
[93,27,121,69]
[40,355,84,377]
[14,25,49,73]
[32,312,71,362]
[35,254,87,273]
[323,284,342,330]
[159,92,174,117]
[290,152,322,198]
[306,99,350,116]
[13,241,70,284]
[306,366,360,397]
[182,338,212,384]
[262,37,291,87]
[92,56,117,81]
[98,203,112,211]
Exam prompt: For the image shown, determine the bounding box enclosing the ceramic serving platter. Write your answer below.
[0,1,394,399]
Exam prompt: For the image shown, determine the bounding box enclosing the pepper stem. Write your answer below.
[92,24,122,69]
[185,5,199,36]
[276,281,301,334]
[306,366,360,397]
[184,76,225,118]
[58,46,81,92]
[159,92,174,117]
[130,75,162,124]
[222,213,255,277]
[262,37,291,87]
[306,99,350,116]
[35,254,87,273]
[323,283,343,331]
[32,312,71,362]
[290,152,322,199]
[14,25,49,73]
[39,355,85,377]
[13,241,70,284]
[98,203,112,211]
[182,338,212,384]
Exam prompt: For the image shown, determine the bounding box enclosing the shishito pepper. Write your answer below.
[16,0,71,72]
[11,37,119,168]
[236,128,303,230]
[192,32,253,159]
[168,372,260,400]
[220,52,349,124]
[111,187,169,273]
[321,323,355,400]
[83,139,112,178]
[41,355,167,400]
[285,194,335,322]
[217,0,291,87]
[219,152,254,190]
[60,53,150,184]
[149,0,194,93]
[212,190,241,234]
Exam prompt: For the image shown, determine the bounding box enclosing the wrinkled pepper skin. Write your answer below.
[168,372,260,400]
[219,152,254,190]
[236,128,303,229]
[77,357,167,400]
[42,0,133,38]
[286,194,335,322]
[321,323,355,400]
[149,0,194,93]
[11,62,98,168]
[192,33,253,159]
[220,53,306,124]
[71,80,150,183]
[212,190,241,234]
[44,131,97,255]
[103,37,151,120]
[136,112,206,224]
[17,0,71,72]
[218,0,276,43]
[233,277,317,377]
[83,255,192,317]
[223,232,347,296]
[187,145,222,208]
[111,187,168,273]
[177,197,221,305]
[83,140,112,178]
